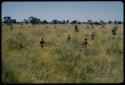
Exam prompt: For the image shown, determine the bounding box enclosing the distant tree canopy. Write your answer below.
[66,20,69,24]
[28,16,40,24]
[52,19,60,24]
[24,19,29,24]
[114,20,118,24]
[87,20,92,24]
[2,16,123,25]
[108,20,122,24]
[108,21,112,24]
[100,20,105,25]
[50,20,70,24]
[3,16,16,25]
[114,20,123,24]
[41,20,48,24]
[71,20,77,24]
[70,20,81,24]
[62,20,66,24]
[117,21,122,24]
[92,22,101,25]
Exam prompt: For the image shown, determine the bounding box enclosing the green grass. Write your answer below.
[2,24,123,83]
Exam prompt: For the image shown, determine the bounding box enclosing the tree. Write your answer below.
[100,20,105,24]
[114,20,118,24]
[62,20,66,24]
[58,21,62,24]
[11,19,16,24]
[28,16,40,24]
[52,19,59,24]
[66,20,69,24]
[108,21,112,24]
[117,21,122,24]
[77,20,81,24]
[3,16,16,25]
[93,22,100,25]
[70,20,77,24]
[3,16,12,25]
[87,20,92,24]
[42,20,48,24]
[24,19,29,24]
[3,16,16,30]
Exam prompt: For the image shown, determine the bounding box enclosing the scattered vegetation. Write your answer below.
[2,23,123,83]
[74,25,79,32]
[112,26,118,36]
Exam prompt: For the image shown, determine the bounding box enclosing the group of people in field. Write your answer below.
[40,24,118,50]
[40,25,95,48]
[67,32,95,49]
[40,31,95,51]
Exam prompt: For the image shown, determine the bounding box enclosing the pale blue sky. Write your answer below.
[2,1,123,22]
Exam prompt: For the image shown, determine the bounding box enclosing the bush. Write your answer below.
[112,26,118,35]
[74,25,79,32]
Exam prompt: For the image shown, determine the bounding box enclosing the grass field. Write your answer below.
[2,24,123,83]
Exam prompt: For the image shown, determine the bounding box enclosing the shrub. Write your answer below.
[112,26,118,35]
[74,25,79,32]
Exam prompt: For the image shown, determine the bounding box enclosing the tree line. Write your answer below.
[2,16,123,25]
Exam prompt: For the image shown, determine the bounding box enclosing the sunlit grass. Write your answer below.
[2,24,123,83]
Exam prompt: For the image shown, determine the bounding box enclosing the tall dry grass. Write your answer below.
[2,24,123,83]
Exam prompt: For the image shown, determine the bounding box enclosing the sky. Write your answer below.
[2,1,123,22]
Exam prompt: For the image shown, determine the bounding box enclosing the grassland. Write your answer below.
[2,24,123,83]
